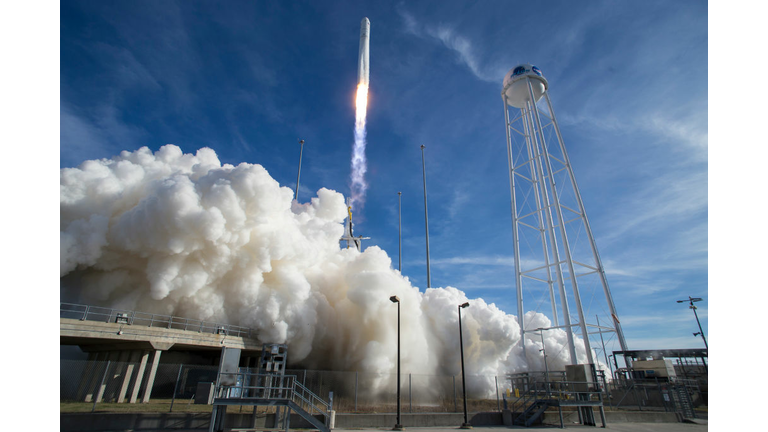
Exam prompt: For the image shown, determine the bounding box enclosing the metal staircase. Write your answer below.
[668,384,696,420]
[508,370,606,428]
[208,372,333,432]
[515,399,552,427]
[209,344,332,432]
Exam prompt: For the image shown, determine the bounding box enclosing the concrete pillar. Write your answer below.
[129,350,150,403]
[75,352,99,401]
[95,351,120,403]
[141,349,163,403]
[117,350,142,403]
[84,352,108,402]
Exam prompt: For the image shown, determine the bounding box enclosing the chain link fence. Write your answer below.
[61,359,507,414]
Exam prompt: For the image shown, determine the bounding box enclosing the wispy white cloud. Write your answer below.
[599,170,707,244]
[558,110,708,158]
[397,8,505,83]
[60,102,147,167]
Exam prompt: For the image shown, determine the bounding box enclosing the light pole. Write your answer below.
[295,139,305,201]
[390,295,404,431]
[535,328,551,400]
[398,191,402,272]
[677,296,707,349]
[420,145,431,288]
[458,302,471,429]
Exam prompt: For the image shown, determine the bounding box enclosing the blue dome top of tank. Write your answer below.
[502,64,548,108]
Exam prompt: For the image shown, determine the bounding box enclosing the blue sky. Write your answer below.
[58,1,708,355]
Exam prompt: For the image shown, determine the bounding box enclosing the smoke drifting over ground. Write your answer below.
[61,145,597,394]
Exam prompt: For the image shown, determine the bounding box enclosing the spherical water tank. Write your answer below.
[502,64,548,109]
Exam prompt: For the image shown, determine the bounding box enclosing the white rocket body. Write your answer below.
[358,17,370,86]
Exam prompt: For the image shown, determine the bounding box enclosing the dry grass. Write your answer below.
[60,398,505,415]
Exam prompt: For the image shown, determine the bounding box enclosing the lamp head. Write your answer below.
[390,295,400,303]
[460,302,469,309]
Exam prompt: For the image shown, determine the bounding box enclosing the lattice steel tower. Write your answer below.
[501,64,629,366]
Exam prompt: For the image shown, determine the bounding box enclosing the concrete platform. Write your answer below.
[60,410,697,432]
[60,318,263,352]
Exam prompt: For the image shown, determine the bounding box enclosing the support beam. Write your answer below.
[141,349,163,403]
[83,352,108,402]
[129,350,149,403]
[117,350,142,403]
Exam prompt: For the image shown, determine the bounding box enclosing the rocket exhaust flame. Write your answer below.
[350,83,369,210]
[349,18,371,211]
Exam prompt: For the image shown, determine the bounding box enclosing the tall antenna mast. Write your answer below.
[295,139,305,201]
[421,145,431,288]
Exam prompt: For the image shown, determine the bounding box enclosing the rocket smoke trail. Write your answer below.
[61,145,604,398]
[350,18,370,210]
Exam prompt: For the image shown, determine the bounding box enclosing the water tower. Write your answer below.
[501,64,629,367]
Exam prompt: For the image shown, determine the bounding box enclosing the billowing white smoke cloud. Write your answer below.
[61,145,599,395]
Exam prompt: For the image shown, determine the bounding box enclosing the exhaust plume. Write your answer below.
[350,18,371,211]
[61,145,601,396]
[350,83,369,210]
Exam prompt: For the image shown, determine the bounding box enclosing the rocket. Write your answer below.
[358,17,370,87]
[340,198,369,251]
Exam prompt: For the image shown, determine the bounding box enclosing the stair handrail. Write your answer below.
[214,371,332,425]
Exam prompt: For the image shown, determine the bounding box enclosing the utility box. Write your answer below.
[195,382,215,404]
[565,364,596,392]
[633,359,677,379]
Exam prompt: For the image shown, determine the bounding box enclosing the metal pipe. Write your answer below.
[170,363,183,412]
[458,303,471,428]
[421,145,431,288]
[502,95,526,358]
[691,304,708,349]
[390,296,403,430]
[596,315,612,377]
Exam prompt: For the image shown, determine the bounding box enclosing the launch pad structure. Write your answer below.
[500,64,629,368]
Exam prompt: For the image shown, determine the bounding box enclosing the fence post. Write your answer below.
[92,361,110,413]
[355,371,358,412]
[409,374,412,413]
[453,375,457,412]
[495,376,500,412]
[170,364,184,412]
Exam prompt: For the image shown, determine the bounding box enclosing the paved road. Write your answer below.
[331,424,707,432]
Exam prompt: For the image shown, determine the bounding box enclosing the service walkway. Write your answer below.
[60,303,262,404]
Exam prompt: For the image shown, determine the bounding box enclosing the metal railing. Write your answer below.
[508,370,608,427]
[215,372,333,421]
[60,302,253,338]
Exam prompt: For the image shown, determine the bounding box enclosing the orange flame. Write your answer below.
[355,83,369,124]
